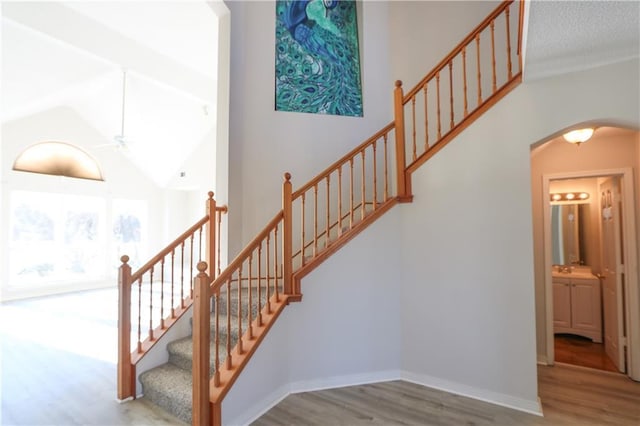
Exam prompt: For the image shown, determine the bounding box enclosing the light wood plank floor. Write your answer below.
[2,289,639,425]
[252,365,640,425]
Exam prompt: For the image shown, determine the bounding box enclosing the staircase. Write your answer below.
[139,287,260,424]
[117,2,525,425]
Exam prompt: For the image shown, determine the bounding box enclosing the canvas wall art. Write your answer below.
[275,0,363,117]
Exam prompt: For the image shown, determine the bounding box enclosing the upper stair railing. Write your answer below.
[117,192,227,400]
[401,0,523,188]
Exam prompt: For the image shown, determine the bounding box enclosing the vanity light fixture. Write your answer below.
[550,192,590,202]
[563,128,594,145]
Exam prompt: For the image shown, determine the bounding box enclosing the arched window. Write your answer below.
[12,141,104,181]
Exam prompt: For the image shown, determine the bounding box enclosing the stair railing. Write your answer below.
[117,191,227,400]
[401,0,523,190]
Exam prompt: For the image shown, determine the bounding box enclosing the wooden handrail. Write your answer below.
[130,216,208,283]
[292,122,394,199]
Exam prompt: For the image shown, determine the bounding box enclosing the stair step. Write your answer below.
[139,364,193,424]
[167,334,232,374]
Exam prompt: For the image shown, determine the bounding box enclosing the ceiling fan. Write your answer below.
[113,68,134,149]
[94,68,135,151]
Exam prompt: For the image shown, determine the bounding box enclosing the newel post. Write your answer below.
[282,173,294,295]
[393,80,411,200]
[117,255,135,400]
[206,191,217,280]
[192,262,211,426]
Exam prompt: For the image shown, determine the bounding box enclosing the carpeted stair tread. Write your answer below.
[167,335,230,374]
[139,364,193,424]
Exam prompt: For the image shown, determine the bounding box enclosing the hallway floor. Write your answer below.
[554,333,619,373]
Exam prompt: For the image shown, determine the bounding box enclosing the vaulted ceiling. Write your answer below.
[1,1,221,187]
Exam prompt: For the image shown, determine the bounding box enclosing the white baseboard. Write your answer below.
[230,368,543,425]
[400,370,543,417]
[230,370,401,425]
[537,354,549,365]
[288,369,401,395]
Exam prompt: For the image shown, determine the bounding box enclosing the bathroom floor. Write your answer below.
[554,334,619,373]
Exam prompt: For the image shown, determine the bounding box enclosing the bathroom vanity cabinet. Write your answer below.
[553,274,602,343]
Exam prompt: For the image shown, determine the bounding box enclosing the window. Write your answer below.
[8,191,147,289]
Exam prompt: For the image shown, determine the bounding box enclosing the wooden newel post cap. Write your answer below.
[208,191,214,200]
[197,261,208,275]
[395,80,403,88]
[284,172,291,182]
[121,255,130,264]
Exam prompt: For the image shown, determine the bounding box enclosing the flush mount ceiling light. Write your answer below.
[563,128,594,145]
[13,141,105,181]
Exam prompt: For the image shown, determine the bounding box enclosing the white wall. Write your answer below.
[226,0,394,257]
[399,59,639,411]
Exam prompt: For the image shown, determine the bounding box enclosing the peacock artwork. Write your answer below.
[275,0,363,117]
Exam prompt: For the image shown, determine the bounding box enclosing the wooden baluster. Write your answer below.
[137,276,142,353]
[300,193,306,265]
[198,226,203,264]
[349,157,354,228]
[248,253,253,339]
[189,234,194,299]
[476,34,482,103]
[436,72,442,139]
[360,150,366,220]
[225,277,232,369]
[257,243,263,327]
[160,258,165,329]
[505,5,513,79]
[180,241,185,308]
[372,139,378,210]
[148,267,154,340]
[237,266,243,354]
[383,134,389,201]
[206,191,217,279]
[490,19,497,93]
[393,80,408,199]
[423,84,429,151]
[266,233,271,314]
[313,184,318,256]
[213,288,220,387]
[462,46,469,116]
[338,166,343,237]
[117,255,134,400]
[192,262,210,426]
[170,250,175,318]
[217,209,224,277]
[411,96,417,161]
[449,61,455,130]
[274,224,280,302]
[325,175,330,247]
[282,173,292,294]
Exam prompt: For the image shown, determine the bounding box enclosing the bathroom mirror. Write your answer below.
[551,204,588,265]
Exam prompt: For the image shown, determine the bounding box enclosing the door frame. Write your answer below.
[542,167,639,380]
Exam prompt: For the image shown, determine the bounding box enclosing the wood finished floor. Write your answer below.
[554,334,618,373]
[2,288,639,425]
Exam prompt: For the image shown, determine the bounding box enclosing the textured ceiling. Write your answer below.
[525,0,640,80]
